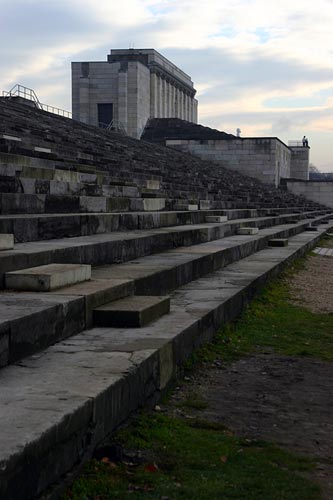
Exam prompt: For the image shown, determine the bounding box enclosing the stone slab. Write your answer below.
[5,263,91,292]
[0,234,14,251]
[268,238,288,247]
[93,295,170,327]
[205,216,228,223]
[237,227,259,235]
[305,226,318,231]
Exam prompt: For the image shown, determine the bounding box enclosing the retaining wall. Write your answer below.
[286,180,333,208]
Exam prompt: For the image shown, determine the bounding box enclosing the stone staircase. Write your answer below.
[0,98,332,499]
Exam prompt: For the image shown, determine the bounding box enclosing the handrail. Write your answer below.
[288,140,309,147]
[2,84,72,119]
[98,119,127,135]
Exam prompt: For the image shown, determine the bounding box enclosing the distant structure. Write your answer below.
[72,49,198,139]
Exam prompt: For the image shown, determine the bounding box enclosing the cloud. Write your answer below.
[1,0,333,170]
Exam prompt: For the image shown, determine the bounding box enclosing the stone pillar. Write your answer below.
[179,90,183,119]
[186,94,189,121]
[78,78,90,124]
[150,73,158,117]
[118,70,128,131]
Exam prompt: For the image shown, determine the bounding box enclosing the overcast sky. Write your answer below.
[1,0,333,171]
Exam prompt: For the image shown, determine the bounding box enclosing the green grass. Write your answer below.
[64,414,320,500]
[319,235,333,248]
[186,260,333,368]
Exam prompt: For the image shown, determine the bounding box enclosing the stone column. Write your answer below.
[118,70,128,132]
[150,73,158,117]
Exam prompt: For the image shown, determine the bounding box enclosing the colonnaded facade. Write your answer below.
[72,48,198,139]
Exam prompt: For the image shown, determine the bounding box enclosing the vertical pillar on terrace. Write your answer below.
[175,87,179,117]
[78,78,90,124]
[168,81,172,117]
[157,75,162,118]
[150,72,158,117]
[118,70,128,132]
[186,94,191,122]
[160,76,164,117]
[179,90,184,119]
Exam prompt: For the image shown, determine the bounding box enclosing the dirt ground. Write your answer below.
[289,254,333,314]
[162,253,333,499]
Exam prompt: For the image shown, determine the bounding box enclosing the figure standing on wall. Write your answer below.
[302,136,309,147]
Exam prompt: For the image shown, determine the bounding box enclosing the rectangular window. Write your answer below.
[97,103,113,127]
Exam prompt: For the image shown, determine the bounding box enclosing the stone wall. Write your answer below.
[286,180,333,208]
[165,137,291,186]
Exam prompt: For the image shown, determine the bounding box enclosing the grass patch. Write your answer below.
[186,259,333,368]
[319,235,333,248]
[64,413,320,500]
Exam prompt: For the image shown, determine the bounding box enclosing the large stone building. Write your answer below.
[72,48,198,139]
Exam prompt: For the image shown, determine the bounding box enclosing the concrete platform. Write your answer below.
[5,263,91,291]
[0,227,328,500]
[93,295,170,327]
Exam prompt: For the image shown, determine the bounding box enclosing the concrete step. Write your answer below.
[92,221,328,296]
[5,263,91,292]
[93,295,170,327]
[1,217,330,367]
[0,226,328,500]
[0,207,322,243]
[0,213,331,288]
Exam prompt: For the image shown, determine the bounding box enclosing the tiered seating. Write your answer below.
[0,98,332,500]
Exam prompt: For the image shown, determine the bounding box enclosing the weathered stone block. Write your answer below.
[0,234,14,251]
[205,216,228,223]
[268,238,288,247]
[5,264,91,292]
[237,227,259,235]
[143,198,166,211]
[93,295,170,327]
[146,180,160,190]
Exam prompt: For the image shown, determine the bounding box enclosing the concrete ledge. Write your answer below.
[5,264,91,291]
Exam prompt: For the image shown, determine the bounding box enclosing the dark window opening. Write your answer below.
[98,103,113,127]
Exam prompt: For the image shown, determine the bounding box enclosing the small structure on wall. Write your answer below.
[72,49,198,139]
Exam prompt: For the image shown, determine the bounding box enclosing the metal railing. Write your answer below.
[98,119,127,135]
[2,84,72,118]
[288,140,308,147]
